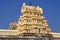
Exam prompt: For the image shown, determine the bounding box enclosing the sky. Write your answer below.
[0,0,60,33]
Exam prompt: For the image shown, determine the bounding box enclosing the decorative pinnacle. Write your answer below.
[37,6,40,8]
[23,3,26,6]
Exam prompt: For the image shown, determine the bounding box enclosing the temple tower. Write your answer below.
[17,3,51,35]
[8,21,17,30]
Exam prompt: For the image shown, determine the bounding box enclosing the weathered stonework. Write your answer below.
[0,3,60,40]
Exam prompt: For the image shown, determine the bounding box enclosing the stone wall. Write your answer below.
[53,38,60,40]
[0,35,53,40]
[0,34,59,40]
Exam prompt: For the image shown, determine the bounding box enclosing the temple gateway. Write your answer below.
[0,3,60,40]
